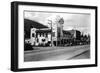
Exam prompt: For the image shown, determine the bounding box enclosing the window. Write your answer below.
[43,33,44,37]
[40,33,41,37]
[37,39,39,42]
[32,33,35,37]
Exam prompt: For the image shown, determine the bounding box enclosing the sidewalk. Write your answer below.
[24,45,89,54]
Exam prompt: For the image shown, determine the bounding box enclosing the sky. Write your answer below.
[24,11,91,35]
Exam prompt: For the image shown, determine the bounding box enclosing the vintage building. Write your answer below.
[30,28,81,46]
[30,28,52,46]
[25,16,81,47]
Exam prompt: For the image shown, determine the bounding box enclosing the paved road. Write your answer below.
[24,45,90,62]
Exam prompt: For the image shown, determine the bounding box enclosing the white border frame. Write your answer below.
[18,5,96,69]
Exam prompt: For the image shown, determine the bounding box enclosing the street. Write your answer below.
[24,45,90,62]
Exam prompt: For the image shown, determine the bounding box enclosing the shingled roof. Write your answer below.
[36,29,51,33]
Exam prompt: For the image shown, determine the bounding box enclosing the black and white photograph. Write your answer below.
[11,1,97,71]
[24,11,91,61]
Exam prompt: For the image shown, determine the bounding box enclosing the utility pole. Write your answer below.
[48,19,53,47]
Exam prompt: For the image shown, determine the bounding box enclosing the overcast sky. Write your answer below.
[24,11,91,35]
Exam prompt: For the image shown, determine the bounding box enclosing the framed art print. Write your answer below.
[11,1,98,71]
